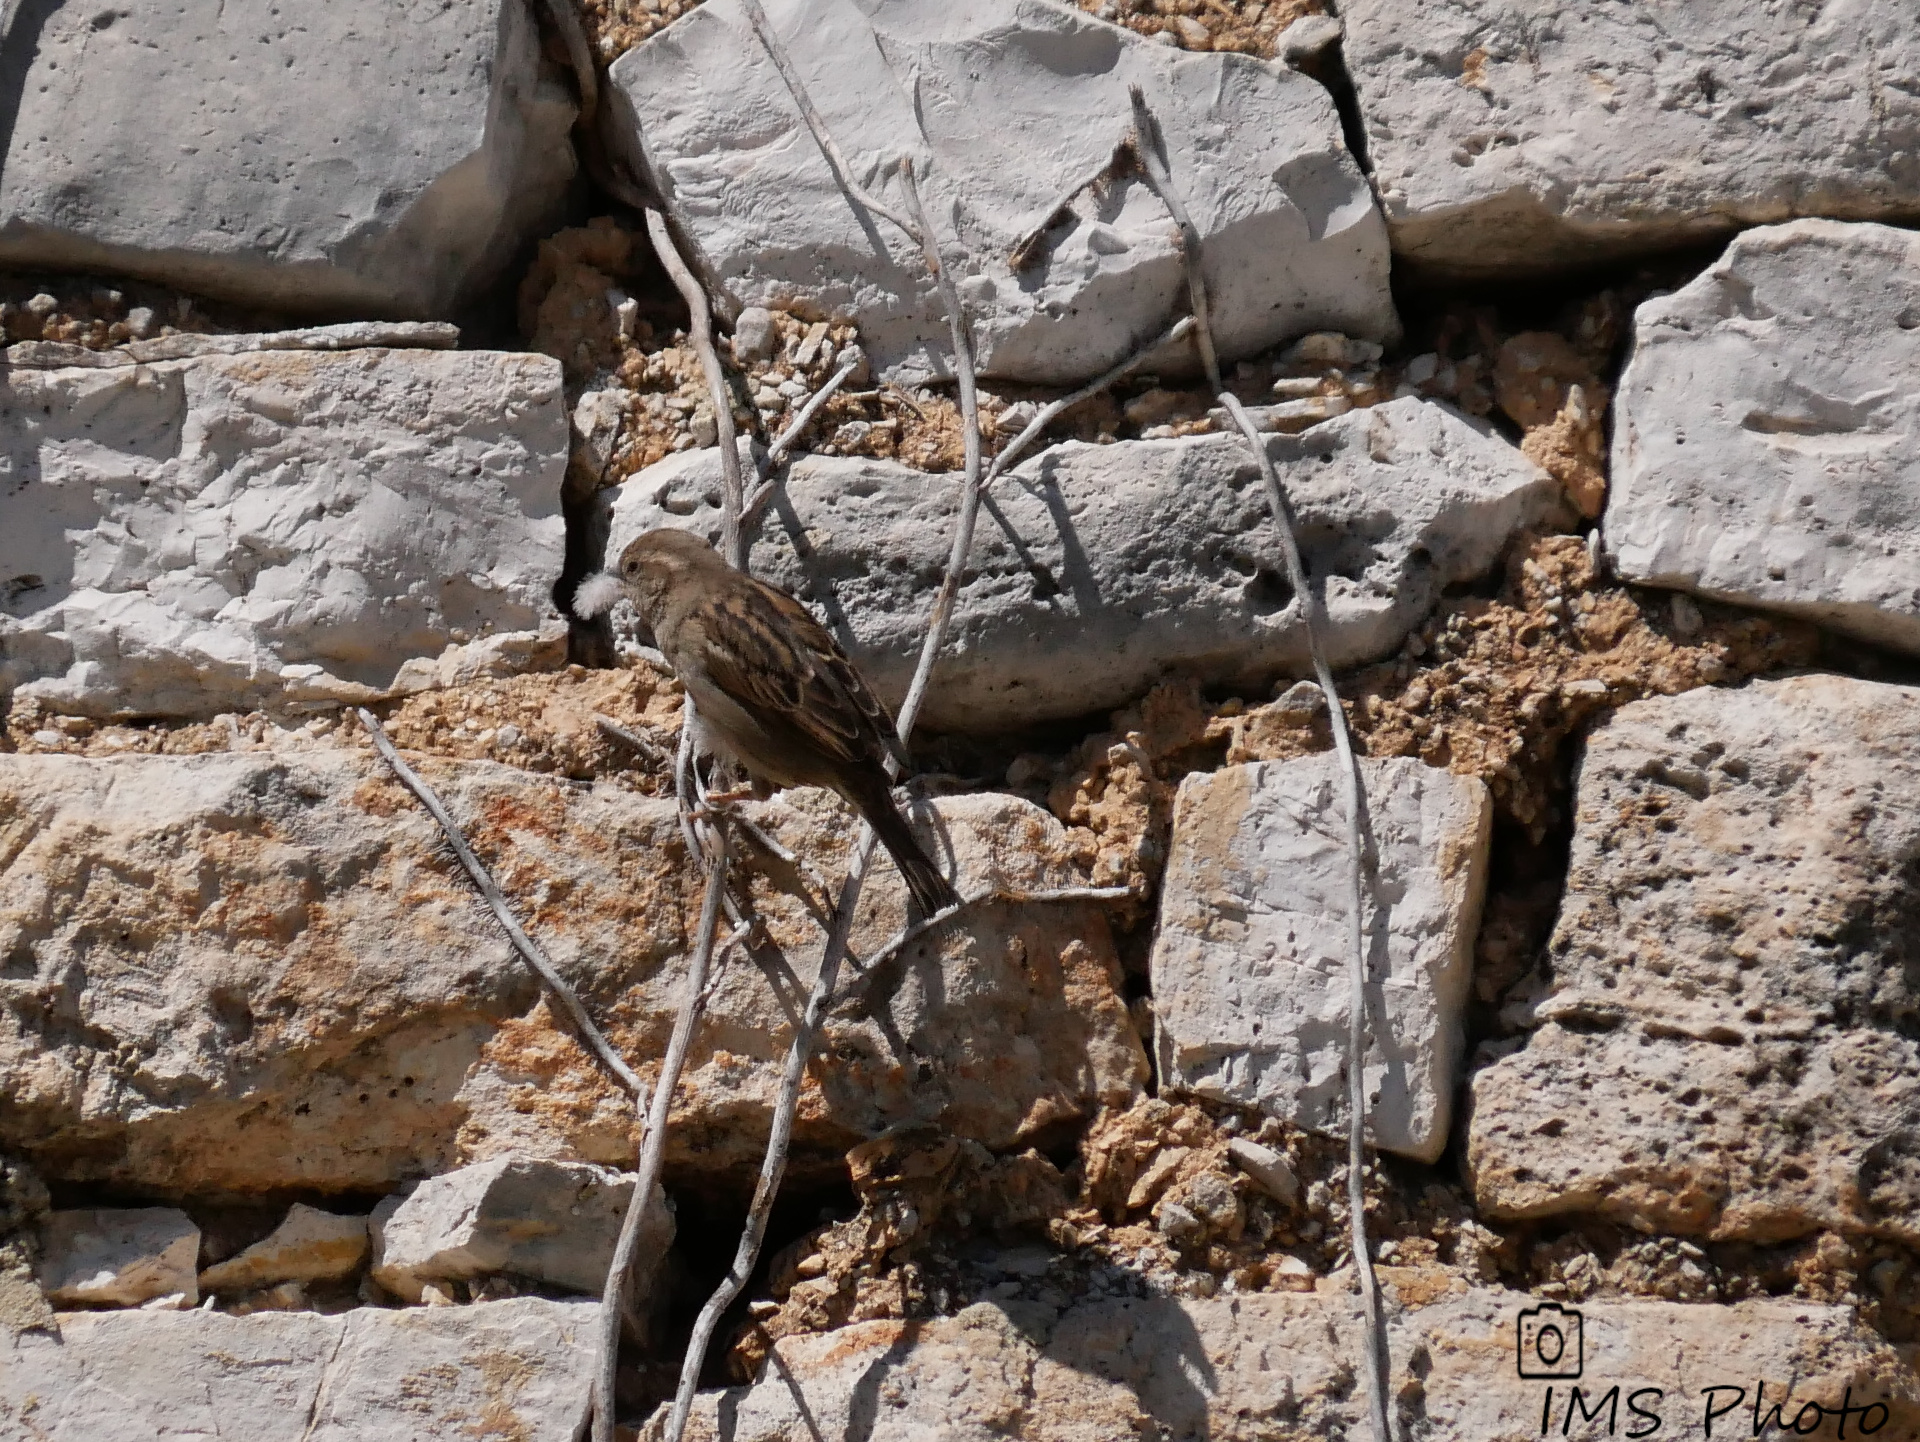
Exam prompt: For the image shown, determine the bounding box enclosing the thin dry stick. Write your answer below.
[538,0,599,127]
[742,353,863,526]
[662,161,986,1442]
[894,158,983,738]
[1128,85,1223,397]
[353,709,644,1099]
[984,315,1198,488]
[1008,135,1133,269]
[1216,393,1391,1442]
[593,824,731,1442]
[595,713,670,769]
[642,205,747,570]
[857,883,1133,977]
[737,0,919,241]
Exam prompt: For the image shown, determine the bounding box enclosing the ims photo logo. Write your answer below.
[1517,1302,1584,1380]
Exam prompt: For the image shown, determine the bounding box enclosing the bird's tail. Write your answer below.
[863,787,962,918]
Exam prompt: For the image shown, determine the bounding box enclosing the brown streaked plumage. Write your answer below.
[589,528,960,916]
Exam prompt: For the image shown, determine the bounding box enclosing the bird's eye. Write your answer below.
[624,559,639,576]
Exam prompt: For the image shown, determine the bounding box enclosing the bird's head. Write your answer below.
[572,527,726,626]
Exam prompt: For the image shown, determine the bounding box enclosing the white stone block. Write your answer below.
[0,0,575,316]
[1469,674,1920,1242]
[371,1157,667,1302]
[0,1299,595,1440]
[601,398,1565,731]
[1341,0,1920,275]
[1151,755,1491,1162]
[0,347,568,718]
[37,1208,200,1308]
[606,0,1394,384]
[198,1205,369,1295]
[1605,220,1920,654]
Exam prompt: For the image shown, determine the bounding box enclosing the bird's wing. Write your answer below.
[687,579,908,773]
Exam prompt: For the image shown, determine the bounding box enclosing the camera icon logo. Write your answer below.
[1516,1303,1584,1379]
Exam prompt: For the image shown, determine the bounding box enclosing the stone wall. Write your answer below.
[2,0,1918,1435]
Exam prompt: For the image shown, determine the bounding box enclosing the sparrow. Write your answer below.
[576,528,961,917]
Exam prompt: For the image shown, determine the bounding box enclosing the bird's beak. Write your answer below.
[570,571,626,619]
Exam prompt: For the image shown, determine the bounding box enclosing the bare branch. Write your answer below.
[737,0,919,241]
[642,206,747,571]
[354,709,645,1099]
[985,315,1198,487]
[1215,393,1391,1442]
[537,0,599,127]
[1128,85,1222,397]
[595,713,670,769]
[594,824,732,1442]
[664,831,878,1442]
[894,158,984,741]
[742,353,863,528]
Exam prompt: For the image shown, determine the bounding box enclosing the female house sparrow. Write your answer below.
[578,529,961,917]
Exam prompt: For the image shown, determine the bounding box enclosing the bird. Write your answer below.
[575,528,962,917]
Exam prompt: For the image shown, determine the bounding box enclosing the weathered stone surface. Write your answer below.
[601,398,1564,731]
[0,0,575,318]
[1605,220,1920,654]
[5,322,462,371]
[1151,756,1490,1162]
[657,1287,1918,1441]
[1469,674,1920,1243]
[1341,0,1920,276]
[607,0,1394,385]
[36,1208,199,1308]
[0,1298,595,1439]
[0,747,1142,1194]
[198,1205,368,1295]
[0,348,568,719]
[371,1158,666,1302]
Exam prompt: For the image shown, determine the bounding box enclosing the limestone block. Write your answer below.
[370,1158,666,1302]
[1150,756,1490,1163]
[0,749,1142,1194]
[1469,674,1920,1242]
[1340,0,1920,276]
[657,1287,1918,1441]
[198,1205,369,1295]
[0,0,575,317]
[1604,220,1920,655]
[605,0,1394,385]
[0,1298,595,1440]
[0,348,568,719]
[36,1208,200,1308]
[600,398,1565,731]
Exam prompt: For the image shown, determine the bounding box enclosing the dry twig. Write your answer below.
[1128,85,1223,396]
[985,315,1198,486]
[742,353,864,527]
[594,819,732,1442]
[595,713,670,768]
[894,158,984,738]
[641,206,748,570]
[1008,136,1133,270]
[353,709,645,1098]
[1216,393,1391,1442]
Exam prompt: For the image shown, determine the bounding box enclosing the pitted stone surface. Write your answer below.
[0,0,576,317]
[1469,674,1920,1242]
[0,1299,596,1440]
[606,0,1395,384]
[655,1287,1918,1441]
[1151,756,1491,1162]
[0,748,1141,1194]
[601,398,1565,731]
[0,348,568,719]
[1341,0,1920,276]
[1605,220,1920,654]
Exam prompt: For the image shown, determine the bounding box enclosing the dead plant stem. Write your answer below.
[1216,392,1391,1442]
